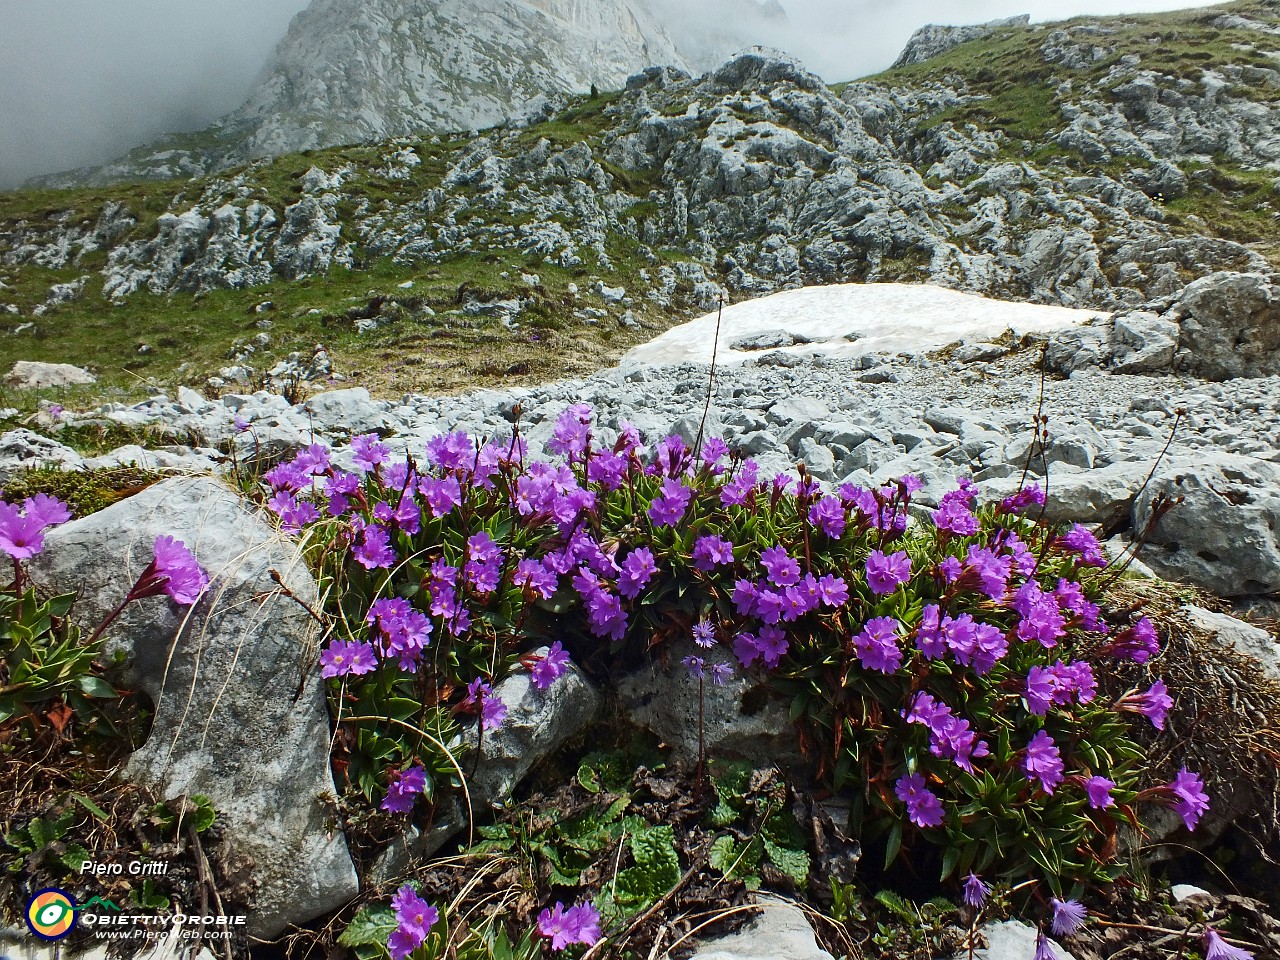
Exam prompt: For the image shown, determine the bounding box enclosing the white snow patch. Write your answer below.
[619,283,1109,369]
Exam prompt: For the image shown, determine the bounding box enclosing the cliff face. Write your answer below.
[28,0,769,188]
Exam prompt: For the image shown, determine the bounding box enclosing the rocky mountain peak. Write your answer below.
[892,14,1032,68]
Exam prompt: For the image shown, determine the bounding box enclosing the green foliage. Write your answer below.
[151,794,217,834]
[0,585,118,735]
[0,466,161,518]
[609,820,680,911]
[704,763,811,889]
[340,904,400,960]
[129,878,171,910]
[472,793,630,888]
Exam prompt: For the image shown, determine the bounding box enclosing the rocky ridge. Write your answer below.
[3,3,1279,397]
[27,0,779,188]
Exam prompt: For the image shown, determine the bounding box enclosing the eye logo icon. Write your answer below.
[26,888,77,940]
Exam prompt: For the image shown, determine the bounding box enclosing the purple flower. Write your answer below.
[963,873,990,910]
[425,431,476,472]
[692,534,734,572]
[464,678,507,731]
[1050,898,1087,937]
[854,616,903,674]
[808,496,846,538]
[1083,776,1116,809]
[23,494,71,529]
[531,641,570,690]
[547,403,593,460]
[320,639,379,678]
[865,549,911,595]
[1104,617,1160,663]
[565,902,601,947]
[48,403,65,421]
[682,655,705,679]
[1000,483,1045,514]
[1167,767,1210,831]
[1115,680,1173,730]
[388,885,438,960]
[709,662,734,685]
[1025,666,1056,717]
[1204,928,1255,960]
[692,617,717,648]
[0,502,47,560]
[233,414,251,432]
[618,547,658,599]
[514,558,559,599]
[1058,523,1107,566]
[151,535,209,604]
[353,522,397,569]
[816,574,848,607]
[381,765,427,814]
[1022,730,1064,795]
[647,477,692,528]
[350,433,390,473]
[700,436,729,467]
[895,772,944,828]
[756,625,789,668]
[932,497,980,536]
[1034,931,1058,960]
[759,545,800,587]
[537,900,601,950]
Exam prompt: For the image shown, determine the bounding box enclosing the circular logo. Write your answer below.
[26,888,77,940]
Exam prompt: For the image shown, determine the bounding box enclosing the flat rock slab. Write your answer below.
[31,476,357,939]
[947,920,1079,960]
[5,360,97,389]
[620,283,1107,368]
[690,896,834,960]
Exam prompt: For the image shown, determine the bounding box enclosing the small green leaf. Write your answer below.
[72,792,109,821]
[884,822,902,871]
[339,906,398,949]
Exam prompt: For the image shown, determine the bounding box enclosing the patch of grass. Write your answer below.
[1162,160,1280,263]
[0,465,163,517]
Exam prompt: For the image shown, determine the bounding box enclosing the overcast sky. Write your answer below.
[0,0,1224,189]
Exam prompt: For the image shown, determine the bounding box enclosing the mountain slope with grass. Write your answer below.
[1,1,1278,404]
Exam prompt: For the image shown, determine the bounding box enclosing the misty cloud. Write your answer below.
[0,0,1224,188]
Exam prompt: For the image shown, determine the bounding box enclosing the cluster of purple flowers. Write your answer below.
[535,900,601,950]
[259,403,1210,914]
[0,494,71,560]
[387,885,438,960]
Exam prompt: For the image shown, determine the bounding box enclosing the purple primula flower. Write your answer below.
[647,477,692,528]
[963,873,991,910]
[1103,616,1160,663]
[816,574,848,607]
[932,497,980,536]
[151,535,209,604]
[968,622,1008,675]
[564,902,601,947]
[0,502,47,560]
[1000,483,1046,514]
[682,655,705,679]
[1058,523,1107,566]
[759,545,800,587]
[464,678,507,731]
[587,449,628,490]
[381,765,427,814]
[388,885,438,960]
[547,403,593,460]
[1025,665,1056,716]
[708,662,733,685]
[1166,767,1210,830]
[756,625,789,668]
[965,546,1013,601]
[23,493,71,529]
[1022,730,1065,795]
[1050,899,1088,937]
[692,617,717,648]
[938,556,963,583]
[350,433,390,473]
[808,496,846,539]
[1115,680,1173,729]
[618,547,657,600]
[320,639,378,678]
[866,549,912,595]
[537,902,575,951]
[353,522,397,570]
[1034,931,1058,960]
[733,631,761,668]
[915,605,947,659]
[895,772,945,828]
[1083,776,1116,809]
[270,491,321,532]
[514,558,559,600]
[531,641,571,690]
[692,534,734,572]
[701,436,729,466]
[852,616,903,674]
[1204,928,1255,960]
